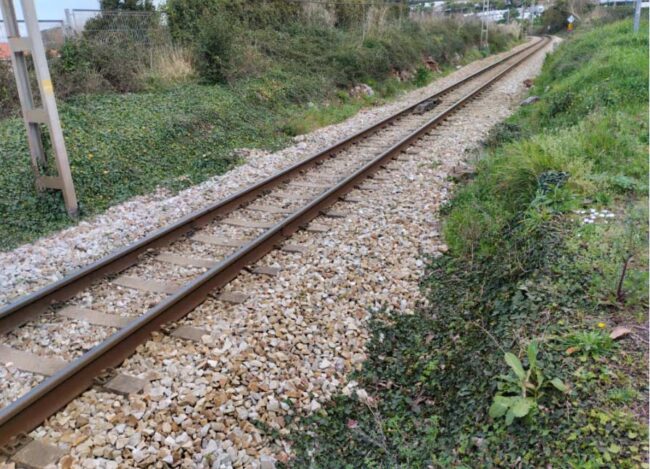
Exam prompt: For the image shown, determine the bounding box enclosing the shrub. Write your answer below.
[166,0,300,43]
[414,66,432,87]
[50,37,151,95]
[165,0,220,44]
[194,12,242,84]
[0,60,19,119]
[50,40,109,99]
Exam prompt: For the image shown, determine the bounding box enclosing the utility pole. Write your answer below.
[0,0,78,217]
[633,0,642,32]
[64,8,75,38]
[481,0,490,49]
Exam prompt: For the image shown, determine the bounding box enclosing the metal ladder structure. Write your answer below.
[0,0,78,216]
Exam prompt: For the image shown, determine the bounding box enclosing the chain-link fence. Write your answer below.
[66,9,170,46]
[0,19,65,51]
[0,8,168,54]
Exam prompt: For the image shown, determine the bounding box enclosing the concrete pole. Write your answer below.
[633,0,642,32]
[64,8,74,38]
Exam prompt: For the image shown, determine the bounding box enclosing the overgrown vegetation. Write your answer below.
[0,2,516,249]
[285,20,648,467]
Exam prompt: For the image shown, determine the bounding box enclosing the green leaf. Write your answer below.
[505,352,526,380]
[511,397,532,417]
[527,340,538,369]
[489,396,512,418]
[505,408,515,425]
[608,443,621,454]
[550,377,568,393]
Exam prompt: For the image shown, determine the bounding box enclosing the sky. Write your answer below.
[2,1,99,21]
[1,0,164,22]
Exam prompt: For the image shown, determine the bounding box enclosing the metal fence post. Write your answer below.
[64,8,74,38]
[0,0,78,217]
[480,0,490,49]
[633,0,642,32]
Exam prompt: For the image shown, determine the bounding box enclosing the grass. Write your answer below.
[282,19,649,468]
[0,84,285,247]
[0,17,515,250]
[282,95,376,137]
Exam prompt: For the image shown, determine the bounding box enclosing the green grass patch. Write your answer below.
[283,19,649,468]
[0,84,287,247]
[281,96,375,137]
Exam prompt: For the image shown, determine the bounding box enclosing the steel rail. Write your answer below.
[0,36,549,446]
[0,37,544,335]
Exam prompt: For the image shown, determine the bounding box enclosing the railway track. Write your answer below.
[0,36,550,451]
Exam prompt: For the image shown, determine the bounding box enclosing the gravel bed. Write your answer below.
[0,38,559,468]
[197,224,265,241]
[3,310,117,361]
[164,238,234,261]
[0,39,540,307]
[119,259,207,285]
[66,282,167,317]
[0,366,44,408]
[228,209,285,224]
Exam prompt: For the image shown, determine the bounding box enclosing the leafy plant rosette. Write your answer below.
[489,341,569,425]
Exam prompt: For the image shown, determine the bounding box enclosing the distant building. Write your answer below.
[468,4,545,22]
[599,0,648,4]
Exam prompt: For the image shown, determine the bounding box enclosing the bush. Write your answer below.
[166,0,301,43]
[0,61,19,119]
[443,19,648,259]
[194,12,245,84]
[182,3,510,89]
[414,66,432,87]
[50,40,109,99]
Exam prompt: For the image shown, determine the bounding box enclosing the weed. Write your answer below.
[413,66,432,87]
[564,331,616,360]
[0,60,20,119]
[607,387,640,404]
[281,97,373,137]
[490,341,568,425]
[139,45,195,89]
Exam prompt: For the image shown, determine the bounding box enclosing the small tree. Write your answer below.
[99,0,154,11]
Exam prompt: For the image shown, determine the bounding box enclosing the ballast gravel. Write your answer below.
[0,37,559,468]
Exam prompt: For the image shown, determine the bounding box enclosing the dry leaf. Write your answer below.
[610,326,632,340]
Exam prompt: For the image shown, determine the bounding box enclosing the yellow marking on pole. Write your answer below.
[42,79,53,94]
